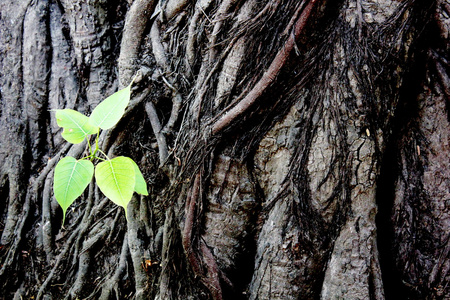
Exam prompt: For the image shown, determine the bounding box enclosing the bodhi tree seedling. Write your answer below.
[53,80,148,225]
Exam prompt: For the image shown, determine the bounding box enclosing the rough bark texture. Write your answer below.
[0,0,448,299]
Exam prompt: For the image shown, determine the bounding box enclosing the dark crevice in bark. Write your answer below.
[376,3,444,299]
[0,176,8,221]
[377,134,413,300]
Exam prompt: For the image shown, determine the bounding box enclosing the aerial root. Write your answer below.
[150,19,183,134]
[72,181,97,263]
[1,144,72,277]
[200,240,223,300]
[42,174,54,263]
[158,208,174,298]
[127,198,149,298]
[211,0,318,134]
[145,101,169,165]
[186,0,215,70]
[208,0,239,64]
[38,145,72,259]
[163,0,190,20]
[0,191,31,277]
[118,0,157,86]
[151,20,169,70]
[36,177,114,299]
[181,173,203,281]
[185,9,201,71]
[96,233,129,299]
[68,225,109,299]
[181,173,223,298]
[36,227,81,300]
[161,79,183,134]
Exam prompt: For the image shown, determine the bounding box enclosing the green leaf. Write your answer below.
[55,109,98,144]
[129,159,148,196]
[53,156,94,225]
[95,156,135,217]
[89,83,132,130]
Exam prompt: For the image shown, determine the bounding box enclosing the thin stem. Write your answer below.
[93,129,100,158]
[97,149,110,161]
[87,135,93,157]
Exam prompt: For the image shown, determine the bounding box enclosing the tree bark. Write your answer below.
[0,0,448,299]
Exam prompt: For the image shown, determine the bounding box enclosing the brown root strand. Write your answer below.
[211,0,318,134]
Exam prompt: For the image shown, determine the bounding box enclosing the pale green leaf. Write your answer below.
[129,159,148,196]
[95,156,135,217]
[88,83,132,130]
[53,156,94,224]
[55,109,98,144]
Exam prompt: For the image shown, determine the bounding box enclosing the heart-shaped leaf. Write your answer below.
[95,156,135,218]
[89,83,132,130]
[55,109,98,144]
[129,159,148,196]
[53,156,94,225]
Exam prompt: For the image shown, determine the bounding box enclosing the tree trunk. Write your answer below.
[0,0,448,299]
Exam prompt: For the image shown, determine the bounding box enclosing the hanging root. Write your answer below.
[118,0,157,86]
[127,197,149,298]
[208,0,239,64]
[181,173,224,299]
[2,145,75,281]
[146,101,169,165]
[0,191,31,277]
[98,233,129,299]
[158,208,175,299]
[67,225,109,299]
[212,0,256,110]
[182,173,202,276]
[186,0,215,69]
[42,175,54,264]
[150,18,183,133]
[151,20,170,70]
[36,148,121,299]
[163,0,190,20]
[200,240,223,300]
[36,227,81,300]
[211,0,318,134]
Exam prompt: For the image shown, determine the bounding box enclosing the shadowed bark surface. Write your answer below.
[0,0,449,299]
